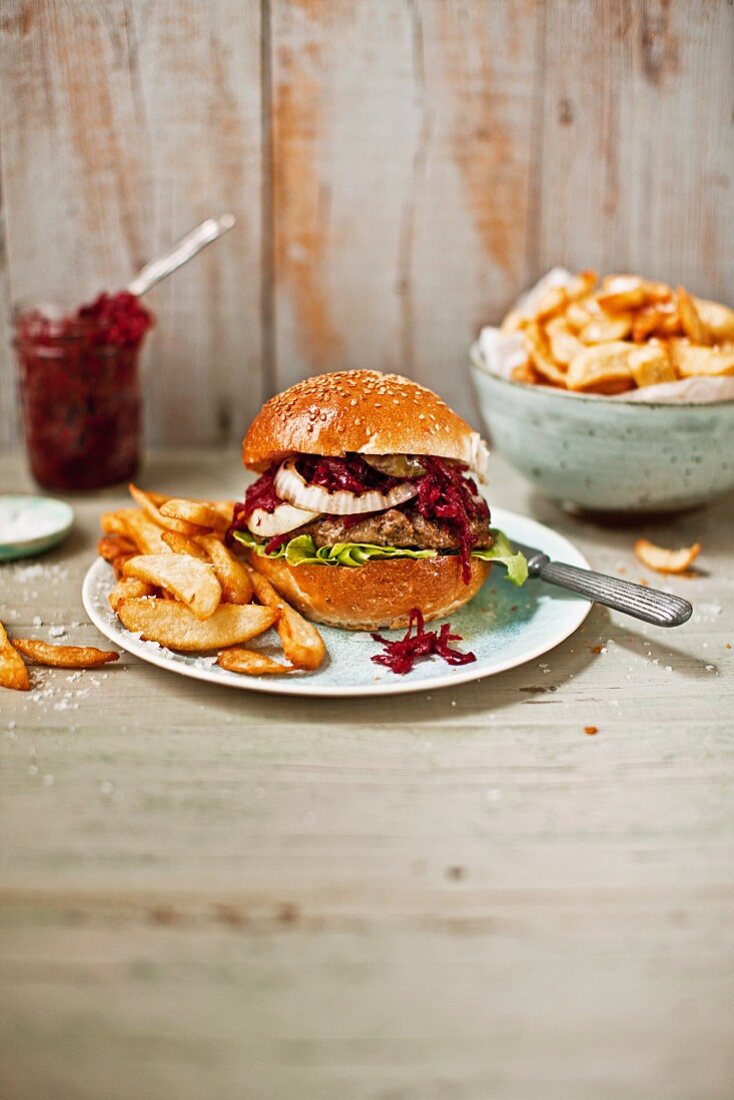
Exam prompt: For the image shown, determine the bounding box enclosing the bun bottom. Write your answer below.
[246,553,491,630]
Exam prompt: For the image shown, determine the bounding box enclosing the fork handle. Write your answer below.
[537,562,693,627]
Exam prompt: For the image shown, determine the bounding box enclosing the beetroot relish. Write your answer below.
[371,608,476,675]
[297,454,402,494]
[77,291,153,348]
[415,457,488,583]
[15,293,153,491]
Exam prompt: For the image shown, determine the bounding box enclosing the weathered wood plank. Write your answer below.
[0,0,263,450]
[1,446,733,1098]
[269,0,540,420]
[535,0,734,296]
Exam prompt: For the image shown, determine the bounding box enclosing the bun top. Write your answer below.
[242,370,489,478]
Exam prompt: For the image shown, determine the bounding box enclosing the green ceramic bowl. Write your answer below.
[469,351,734,515]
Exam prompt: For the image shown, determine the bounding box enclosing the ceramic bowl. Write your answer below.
[469,352,734,515]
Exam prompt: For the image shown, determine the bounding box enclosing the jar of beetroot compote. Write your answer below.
[14,292,154,490]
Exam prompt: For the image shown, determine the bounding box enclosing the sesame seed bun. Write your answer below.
[242,370,489,478]
[245,552,491,631]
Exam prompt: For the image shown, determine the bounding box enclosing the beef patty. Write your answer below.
[296,507,493,551]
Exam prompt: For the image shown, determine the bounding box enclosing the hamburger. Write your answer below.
[227,370,526,630]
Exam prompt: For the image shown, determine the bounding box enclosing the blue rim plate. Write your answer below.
[82,508,592,698]
[0,494,74,562]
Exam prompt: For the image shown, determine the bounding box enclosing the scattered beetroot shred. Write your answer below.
[371,608,476,676]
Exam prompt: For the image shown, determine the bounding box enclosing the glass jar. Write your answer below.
[14,294,153,491]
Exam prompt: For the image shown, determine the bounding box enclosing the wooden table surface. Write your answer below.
[1,448,732,1100]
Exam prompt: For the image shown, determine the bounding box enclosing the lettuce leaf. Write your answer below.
[470,528,528,586]
[233,527,527,585]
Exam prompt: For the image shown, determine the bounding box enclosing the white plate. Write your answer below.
[0,494,74,562]
[82,508,592,698]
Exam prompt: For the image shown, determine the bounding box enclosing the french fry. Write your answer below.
[545,315,583,366]
[627,342,676,388]
[0,621,30,691]
[217,648,292,676]
[159,498,227,531]
[580,313,633,344]
[596,275,650,313]
[161,530,210,560]
[525,323,569,386]
[123,554,222,620]
[532,284,568,323]
[511,360,543,385]
[120,510,171,555]
[248,569,326,671]
[196,535,254,604]
[117,598,277,651]
[128,484,203,537]
[98,534,137,563]
[676,286,711,346]
[566,342,635,394]
[108,577,157,612]
[111,552,136,578]
[669,341,734,378]
[100,508,138,535]
[12,639,119,669]
[693,297,734,343]
[634,539,701,575]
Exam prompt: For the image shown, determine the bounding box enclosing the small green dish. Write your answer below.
[0,495,74,562]
[469,348,734,515]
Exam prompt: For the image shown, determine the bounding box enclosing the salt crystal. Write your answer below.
[32,615,42,627]
[48,625,66,638]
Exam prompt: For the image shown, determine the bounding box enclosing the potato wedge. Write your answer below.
[627,342,676,388]
[161,530,210,560]
[159,498,227,531]
[196,536,254,604]
[0,621,30,691]
[98,534,137,562]
[676,286,711,345]
[545,316,583,366]
[128,484,203,537]
[12,639,119,669]
[120,510,171,555]
[100,508,139,535]
[117,599,277,651]
[108,577,157,612]
[248,570,326,671]
[566,342,635,394]
[111,552,137,578]
[532,284,568,323]
[596,275,650,313]
[217,648,292,676]
[668,341,734,378]
[634,539,701,575]
[693,297,734,343]
[524,323,568,386]
[123,554,222,619]
[580,312,633,343]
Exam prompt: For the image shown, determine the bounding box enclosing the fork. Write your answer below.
[512,541,693,627]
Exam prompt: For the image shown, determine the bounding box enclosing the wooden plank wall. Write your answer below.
[0,0,732,452]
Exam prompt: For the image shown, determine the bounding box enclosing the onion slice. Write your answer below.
[275,458,419,516]
[247,501,319,538]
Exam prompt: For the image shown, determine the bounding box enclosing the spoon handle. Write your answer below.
[127,214,235,297]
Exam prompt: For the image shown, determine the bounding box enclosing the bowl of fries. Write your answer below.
[470,271,734,515]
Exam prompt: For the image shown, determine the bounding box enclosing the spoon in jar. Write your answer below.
[127,214,235,297]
